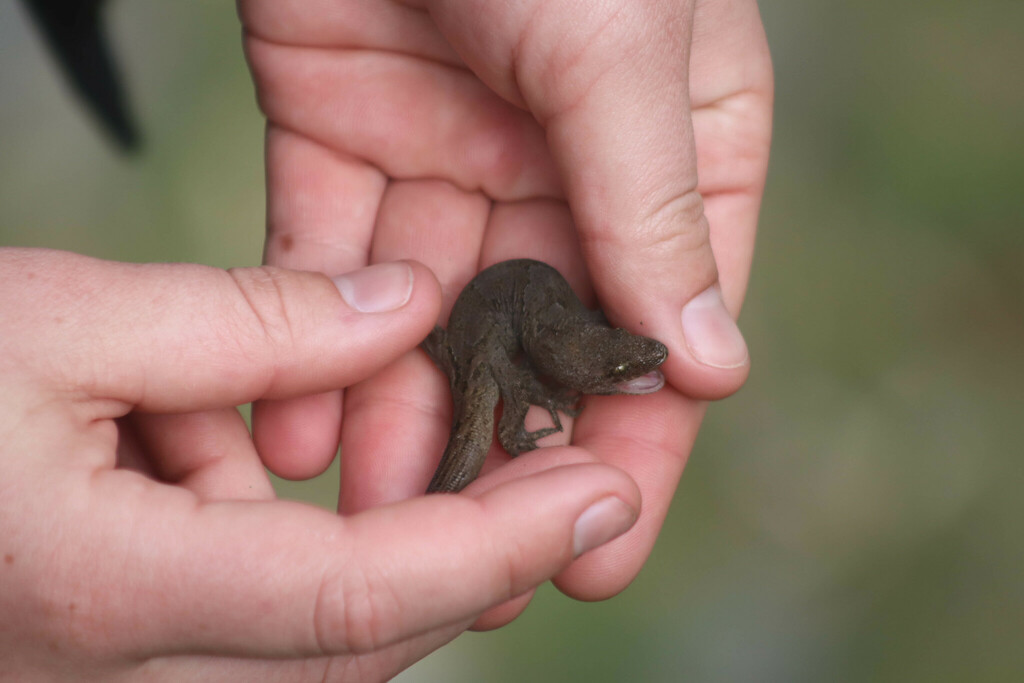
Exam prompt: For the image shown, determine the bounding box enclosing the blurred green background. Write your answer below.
[2,2,1021,681]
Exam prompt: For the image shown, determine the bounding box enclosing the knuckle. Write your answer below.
[584,188,713,262]
[470,498,538,601]
[313,562,401,656]
[224,266,298,363]
[640,188,711,255]
[634,188,720,288]
[500,532,534,599]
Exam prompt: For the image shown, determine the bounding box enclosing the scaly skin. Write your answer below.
[423,259,668,493]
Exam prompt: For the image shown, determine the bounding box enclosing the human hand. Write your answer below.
[0,248,640,681]
[239,0,772,625]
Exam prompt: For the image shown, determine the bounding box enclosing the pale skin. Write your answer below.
[242,0,772,627]
[1,0,772,679]
[0,249,642,680]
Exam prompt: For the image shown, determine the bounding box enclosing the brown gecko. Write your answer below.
[422,259,668,493]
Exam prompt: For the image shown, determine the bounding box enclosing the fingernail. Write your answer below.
[681,286,749,369]
[573,496,638,558]
[332,262,413,313]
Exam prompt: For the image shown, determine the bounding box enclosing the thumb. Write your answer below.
[92,460,640,661]
[0,248,441,412]
[422,0,749,398]
[530,3,751,398]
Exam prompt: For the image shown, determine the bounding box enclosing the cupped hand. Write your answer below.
[0,248,640,681]
[239,0,772,624]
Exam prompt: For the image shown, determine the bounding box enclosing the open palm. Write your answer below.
[240,0,772,628]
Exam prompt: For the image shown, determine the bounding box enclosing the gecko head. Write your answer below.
[594,330,669,395]
[534,327,668,396]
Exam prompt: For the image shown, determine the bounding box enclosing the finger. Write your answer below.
[480,200,590,299]
[130,409,276,501]
[370,179,491,313]
[87,461,639,658]
[689,0,774,311]
[240,0,460,64]
[339,351,448,513]
[555,389,703,600]
[262,126,384,270]
[253,392,343,480]
[255,125,387,479]
[545,0,772,595]
[0,249,440,415]
[470,590,535,632]
[245,39,560,200]
[339,179,489,512]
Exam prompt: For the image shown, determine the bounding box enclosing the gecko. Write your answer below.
[422,259,668,493]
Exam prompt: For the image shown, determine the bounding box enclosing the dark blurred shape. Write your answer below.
[21,0,140,151]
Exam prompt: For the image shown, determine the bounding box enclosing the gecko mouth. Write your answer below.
[615,370,665,395]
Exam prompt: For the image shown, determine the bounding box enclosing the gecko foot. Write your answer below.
[502,425,564,456]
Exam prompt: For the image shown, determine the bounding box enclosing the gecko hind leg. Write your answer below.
[496,371,579,456]
[497,398,563,456]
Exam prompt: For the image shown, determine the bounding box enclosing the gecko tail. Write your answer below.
[425,358,500,494]
[425,447,479,493]
[425,406,494,493]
